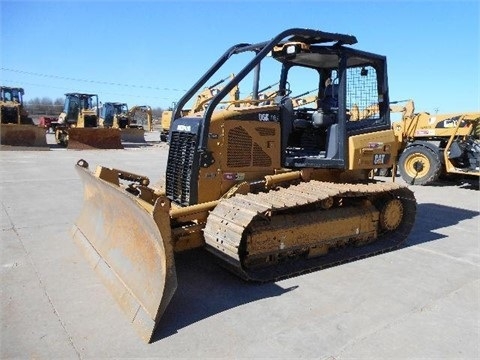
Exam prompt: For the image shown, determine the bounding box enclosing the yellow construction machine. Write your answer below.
[292,88,319,108]
[366,99,480,184]
[53,93,123,149]
[72,28,417,342]
[0,86,47,147]
[99,102,153,142]
[160,75,239,141]
[391,101,480,184]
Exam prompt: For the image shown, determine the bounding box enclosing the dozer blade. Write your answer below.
[0,124,47,147]
[71,162,177,342]
[120,128,146,143]
[67,128,123,149]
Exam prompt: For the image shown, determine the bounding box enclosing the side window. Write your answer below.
[346,65,381,121]
[285,66,320,108]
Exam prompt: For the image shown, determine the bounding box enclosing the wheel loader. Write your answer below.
[72,28,417,342]
[53,93,123,149]
[0,86,47,147]
[99,102,153,142]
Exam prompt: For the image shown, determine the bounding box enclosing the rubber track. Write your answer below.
[204,181,416,282]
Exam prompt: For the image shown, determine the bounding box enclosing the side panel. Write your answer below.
[197,119,281,204]
[348,129,399,170]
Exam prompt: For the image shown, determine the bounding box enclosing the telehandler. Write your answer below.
[99,102,153,142]
[0,86,47,147]
[391,101,479,185]
[367,99,480,184]
[72,28,417,342]
[53,93,123,149]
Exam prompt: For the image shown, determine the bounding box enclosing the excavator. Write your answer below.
[0,86,47,147]
[99,102,153,142]
[53,93,123,149]
[72,28,417,342]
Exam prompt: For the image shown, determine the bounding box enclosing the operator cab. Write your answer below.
[167,29,393,205]
[270,39,391,168]
[62,93,98,127]
[0,87,24,103]
[100,102,129,128]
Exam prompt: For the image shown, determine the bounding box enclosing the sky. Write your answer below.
[1,0,479,114]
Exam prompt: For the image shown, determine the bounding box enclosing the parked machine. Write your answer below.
[53,93,123,149]
[0,86,47,147]
[72,28,417,342]
[99,102,153,142]
[392,102,480,184]
[160,75,239,141]
[367,99,480,184]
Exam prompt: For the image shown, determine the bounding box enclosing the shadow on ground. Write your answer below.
[405,202,479,247]
[150,202,479,341]
[152,249,297,341]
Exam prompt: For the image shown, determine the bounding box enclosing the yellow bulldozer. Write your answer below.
[53,93,123,149]
[0,86,47,147]
[99,102,153,142]
[72,28,417,342]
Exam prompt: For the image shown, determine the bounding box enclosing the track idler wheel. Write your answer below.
[379,198,403,231]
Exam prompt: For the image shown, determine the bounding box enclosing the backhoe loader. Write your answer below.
[99,102,153,142]
[53,93,123,149]
[0,86,47,147]
[72,28,417,342]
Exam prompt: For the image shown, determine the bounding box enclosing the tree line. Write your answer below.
[25,97,164,118]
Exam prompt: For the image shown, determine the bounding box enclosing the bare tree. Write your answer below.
[26,97,64,116]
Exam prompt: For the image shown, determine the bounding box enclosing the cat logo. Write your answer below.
[373,153,389,165]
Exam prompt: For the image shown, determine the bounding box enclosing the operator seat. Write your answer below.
[321,83,339,112]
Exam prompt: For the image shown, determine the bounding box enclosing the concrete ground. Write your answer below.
[1,133,479,359]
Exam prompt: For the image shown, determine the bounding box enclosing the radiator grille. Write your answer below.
[84,115,97,127]
[255,127,276,136]
[166,131,197,205]
[1,107,19,124]
[253,143,272,167]
[227,126,252,167]
[227,126,272,168]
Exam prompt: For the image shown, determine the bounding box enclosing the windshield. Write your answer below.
[1,88,23,103]
[113,104,128,114]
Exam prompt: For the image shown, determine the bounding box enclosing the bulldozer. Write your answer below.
[0,86,47,147]
[53,93,123,149]
[99,102,153,142]
[72,28,417,342]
